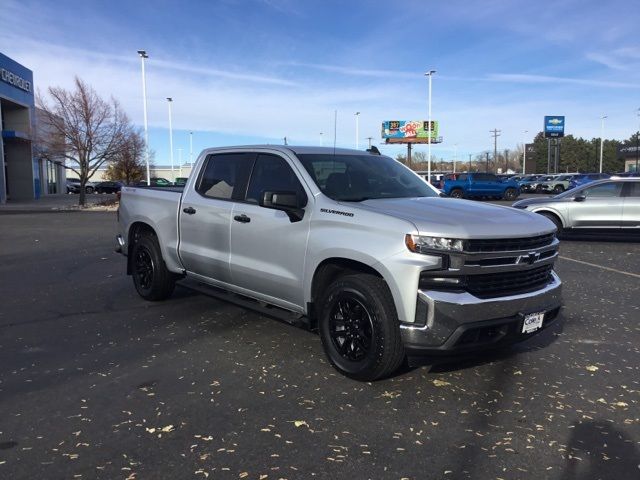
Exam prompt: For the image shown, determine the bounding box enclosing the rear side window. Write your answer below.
[473,173,497,182]
[245,154,307,205]
[626,182,640,197]
[196,153,254,200]
[456,174,467,182]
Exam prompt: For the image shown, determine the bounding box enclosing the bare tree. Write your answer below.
[104,128,150,185]
[36,77,132,205]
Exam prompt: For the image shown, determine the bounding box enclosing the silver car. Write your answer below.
[512,178,640,234]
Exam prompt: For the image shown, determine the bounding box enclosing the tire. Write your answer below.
[318,274,405,381]
[449,188,464,199]
[539,212,563,235]
[131,233,176,301]
[502,188,517,201]
[85,186,94,194]
[553,185,564,194]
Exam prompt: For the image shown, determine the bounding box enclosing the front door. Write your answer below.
[229,153,311,309]
[569,181,624,228]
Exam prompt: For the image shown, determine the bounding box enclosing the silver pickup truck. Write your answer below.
[116,146,562,380]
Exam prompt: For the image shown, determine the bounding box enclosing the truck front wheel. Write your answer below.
[319,274,405,381]
[131,233,176,301]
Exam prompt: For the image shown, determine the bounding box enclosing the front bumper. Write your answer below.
[400,271,562,354]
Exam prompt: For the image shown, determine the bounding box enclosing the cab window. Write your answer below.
[196,153,254,200]
[245,154,307,206]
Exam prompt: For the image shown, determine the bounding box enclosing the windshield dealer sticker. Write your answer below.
[320,208,354,217]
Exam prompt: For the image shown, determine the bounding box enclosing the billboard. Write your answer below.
[382,120,439,140]
[544,116,565,138]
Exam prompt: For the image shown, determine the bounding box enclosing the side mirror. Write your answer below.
[439,192,447,197]
[260,191,305,222]
[573,194,586,202]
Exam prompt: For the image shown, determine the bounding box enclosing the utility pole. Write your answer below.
[504,148,509,173]
[490,129,501,172]
[485,152,489,172]
[366,137,373,148]
[283,136,288,145]
[468,154,472,172]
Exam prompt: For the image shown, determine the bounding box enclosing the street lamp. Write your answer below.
[355,112,360,149]
[319,132,324,146]
[167,98,174,181]
[453,144,457,173]
[189,131,193,168]
[137,50,150,185]
[599,115,607,173]
[522,130,528,174]
[425,70,436,184]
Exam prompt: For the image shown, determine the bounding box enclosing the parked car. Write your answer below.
[136,177,173,187]
[539,174,576,194]
[522,175,557,193]
[517,175,544,192]
[66,178,96,194]
[95,181,123,194]
[443,172,520,200]
[116,145,561,381]
[568,173,610,190]
[512,178,640,236]
[174,177,189,187]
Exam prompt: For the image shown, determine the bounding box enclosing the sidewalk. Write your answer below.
[0,193,118,213]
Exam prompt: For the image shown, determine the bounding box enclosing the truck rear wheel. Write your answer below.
[502,188,517,200]
[131,233,176,301]
[319,274,405,381]
[449,188,463,199]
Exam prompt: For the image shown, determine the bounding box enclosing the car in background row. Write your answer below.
[568,173,610,190]
[174,177,189,186]
[539,174,576,194]
[66,178,96,194]
[521,175,557,193]
[135,177,174,187]
[94,181,123,194]
[512,178,640,236]
[443,172,520,200]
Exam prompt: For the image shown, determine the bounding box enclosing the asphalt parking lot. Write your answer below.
[0,211,638,480]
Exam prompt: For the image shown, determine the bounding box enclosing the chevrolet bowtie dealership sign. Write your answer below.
[1,68,32,93]
[544,115,565,138]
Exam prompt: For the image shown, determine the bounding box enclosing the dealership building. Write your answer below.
[0,52,65,203]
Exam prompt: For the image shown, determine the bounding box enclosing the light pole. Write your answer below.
[137,50,150,185]
[453,144,457,173]
[355,112,360,149]
[599,115,607,173]
[178,148,183,177]
[167,98,174,181]
[319,132,324,146]
[189,131,193,169]
[425,70,436,184]
[522,130,528,174]
[366,137,373,148]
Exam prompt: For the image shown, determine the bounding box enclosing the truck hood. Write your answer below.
[351,197,555,239]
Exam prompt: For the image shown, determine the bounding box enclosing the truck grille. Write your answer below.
[465,233,555,253]
[466,264,554,298]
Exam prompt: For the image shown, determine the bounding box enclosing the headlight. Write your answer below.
[405,234,464,253]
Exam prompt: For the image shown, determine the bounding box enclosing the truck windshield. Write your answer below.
[297,154,437,201]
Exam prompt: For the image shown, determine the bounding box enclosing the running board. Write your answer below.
[178,278,314,330]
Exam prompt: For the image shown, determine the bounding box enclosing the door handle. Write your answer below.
[233,214,251,223]
[183,206,196,215]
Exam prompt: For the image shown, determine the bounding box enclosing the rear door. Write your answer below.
[568,181,624,228]
[229,153,311,308]
[622,181,640,229]
[178,152,254,283]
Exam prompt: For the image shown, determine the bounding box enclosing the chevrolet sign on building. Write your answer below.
[1,68,32,93]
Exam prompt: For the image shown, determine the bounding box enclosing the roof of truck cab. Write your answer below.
[200,145,379,156]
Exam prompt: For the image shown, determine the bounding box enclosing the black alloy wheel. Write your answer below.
[503,188,517,200]
[450,189,463,199]
[553,185,564,194]
[328,294,374,362]
[319,274,405,381]
[131,234,176,301]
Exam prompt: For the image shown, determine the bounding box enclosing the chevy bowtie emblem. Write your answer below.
[518,252,540,265]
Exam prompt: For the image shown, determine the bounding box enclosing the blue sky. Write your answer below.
[2,0,640,165]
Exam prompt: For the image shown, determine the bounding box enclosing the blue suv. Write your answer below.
[568,173,610,190]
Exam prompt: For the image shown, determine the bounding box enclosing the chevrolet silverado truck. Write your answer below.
[443,173,520,200]
[116,146,562,381]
